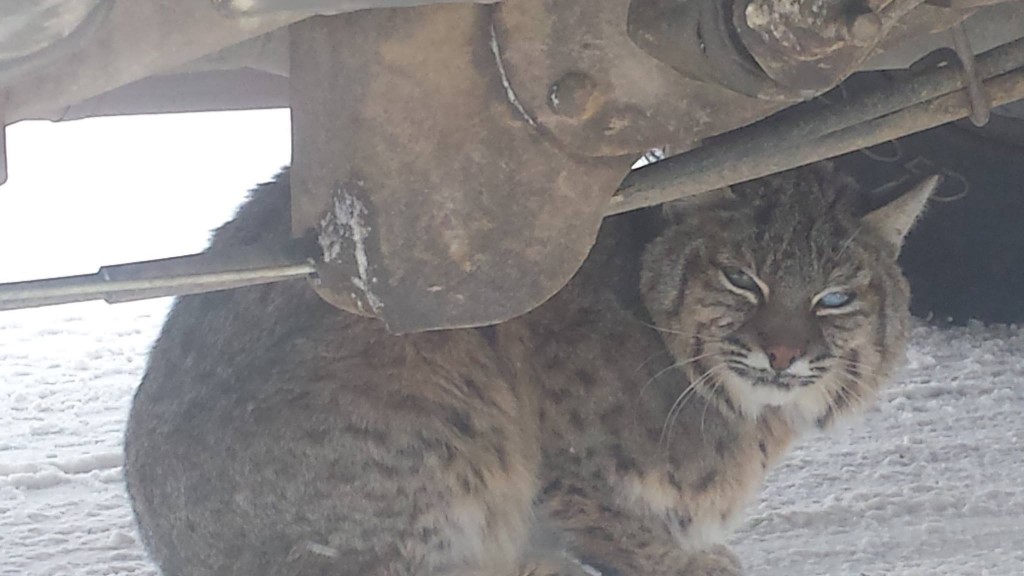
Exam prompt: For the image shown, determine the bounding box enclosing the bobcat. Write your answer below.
[125,163,937,576]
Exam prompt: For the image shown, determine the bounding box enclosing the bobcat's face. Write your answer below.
[641,165,937,426]
[676,231,901,424]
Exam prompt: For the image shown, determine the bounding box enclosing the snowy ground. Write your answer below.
[2,112,1024,575]
[2,300,1024,575]
[0,301,170,576]
[737,323,1024,576]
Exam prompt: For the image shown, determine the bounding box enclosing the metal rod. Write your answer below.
[0,244,315,311]
[0,117,7,186]
[952,22,991,127]
[797,70,1024,170]
[610,38,1024,214]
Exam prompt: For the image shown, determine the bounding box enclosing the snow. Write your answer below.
[2,111,1024,574]
[0,302,168,576]
[736,323,1024,575]
[0,109,289,575]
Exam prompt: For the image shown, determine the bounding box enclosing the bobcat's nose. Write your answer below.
[765,345,802,371]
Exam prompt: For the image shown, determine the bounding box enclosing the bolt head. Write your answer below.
[548,72,598,119]
[846,11,882,47]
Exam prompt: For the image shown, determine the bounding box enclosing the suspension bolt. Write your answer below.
[548,72,599,119]
[845,10,882,47]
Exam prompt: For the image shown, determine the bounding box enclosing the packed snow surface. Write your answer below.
[2,304,1023,575]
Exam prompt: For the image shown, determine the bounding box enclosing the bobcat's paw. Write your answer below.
[682,544,744,576]
[519,554,603,576]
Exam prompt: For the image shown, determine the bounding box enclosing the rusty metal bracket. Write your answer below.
[293,0,894,333]
[289,6,636,333]
[490,0,794,159]
[733,0,921,95]
[291,0,883,333]
[625,0,796,101]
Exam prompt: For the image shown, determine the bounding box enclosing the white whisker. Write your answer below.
[664,364,728,450]
[634,351,719,412]
[699,373,727,440]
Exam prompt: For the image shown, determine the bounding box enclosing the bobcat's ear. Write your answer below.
[863,175,941,252]
[660,186,736,224]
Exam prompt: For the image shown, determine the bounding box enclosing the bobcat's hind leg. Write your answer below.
[126,316,541,576]
[536,483,745,576]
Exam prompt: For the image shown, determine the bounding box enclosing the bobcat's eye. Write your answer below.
[721,267,760,294]
[816,290,855,310]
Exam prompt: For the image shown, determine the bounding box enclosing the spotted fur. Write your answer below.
[125,163,935,576]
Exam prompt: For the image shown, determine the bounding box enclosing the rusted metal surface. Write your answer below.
[288,0,1024,333]
[862,4,1024,73]
[868,2,969,63]
[0,0,1011,126]
[1,0,1015,126]
[733,0,946,94]
[290,7,635,332]
[211,0,500,17]
[625,0,795,100]
[733,0,927,94]
[288,0,823,331]
[491,0,795,158]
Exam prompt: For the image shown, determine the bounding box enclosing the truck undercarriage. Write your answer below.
[3,0,1024,332]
